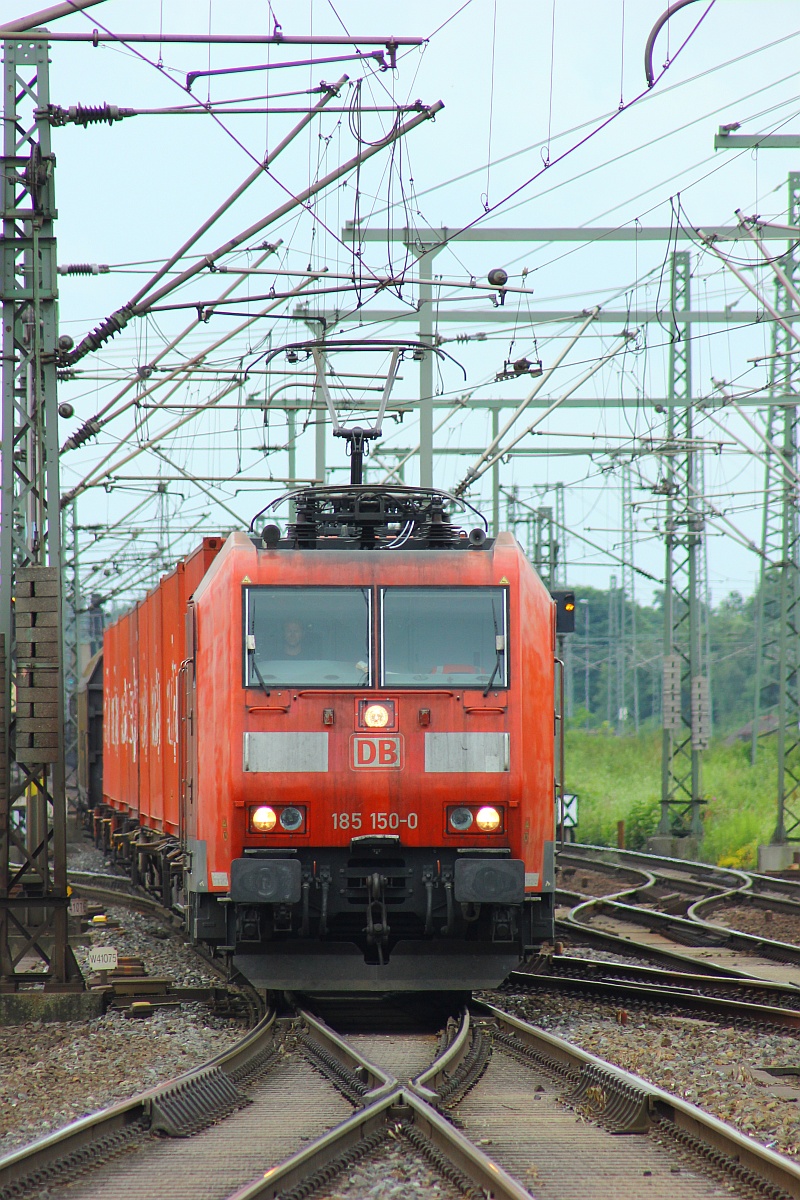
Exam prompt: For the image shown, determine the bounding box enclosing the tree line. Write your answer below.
[564,585,763,735]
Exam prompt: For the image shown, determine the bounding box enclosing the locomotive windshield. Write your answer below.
[244,587,372,687]
[380,587,508,688]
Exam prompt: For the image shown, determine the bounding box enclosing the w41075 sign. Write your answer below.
[87,947,118,973]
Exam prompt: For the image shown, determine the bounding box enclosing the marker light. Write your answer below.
[251,805,277,832]
[279,806,304,831]
[475,806,502,832]
[363,703,390,729]
[449,807,474,831]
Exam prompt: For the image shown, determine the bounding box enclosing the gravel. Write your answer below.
[488,988,800,1162]
[705,902,800,946]
[556,865,641,897]
[316,1136,463,1200]
[0,1003,243,1156]
[1,840,245,1156]
[71,900,222,989]
[67,840,127,875]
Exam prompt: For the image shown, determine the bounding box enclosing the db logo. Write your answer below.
[351,735,403,769]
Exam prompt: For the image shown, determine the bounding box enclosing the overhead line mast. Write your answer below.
[0,17,436,989]
[0,33,81,989]
[748,177,800,856]
[658,251,709,847]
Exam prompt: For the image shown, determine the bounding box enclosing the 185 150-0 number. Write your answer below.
[332,812,418,830]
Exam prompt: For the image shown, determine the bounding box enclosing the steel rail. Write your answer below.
[689,888,800,923]
[296,1007,395,1098]
[554,912,759,977]
[261,996,800,1200]
[0,1007,279,1198]
[522,953,800,1004]
[555,884,769,978]
[505,966,800,1030]
[0,990,396,1198]
[749,872,800,901]
[0,913,493,1200]
[562,846,800,916]
[227,1005,531,1200]
[65,869,267,1023]
[559,846,800,968]
[410,1007,474,1100]
[473,999,800,1199]
[67,868,171,907]
[569,893,800,967]
[560,843,749,891]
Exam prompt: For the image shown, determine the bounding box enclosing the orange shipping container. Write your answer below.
[102,538,224,832]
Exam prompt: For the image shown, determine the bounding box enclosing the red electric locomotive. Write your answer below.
[99,483,557,991]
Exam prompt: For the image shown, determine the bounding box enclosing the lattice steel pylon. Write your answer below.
[659,251,708,840]
[621,463,640,732]
[552,483,566,587]
[608,573,622,728]
[506,485,567,588]
[751,174,800,843]
[695,444,713,740]
[0,37,80,988]
[62,499,80,803]
[532,492,567,588]
[751,402,783,764]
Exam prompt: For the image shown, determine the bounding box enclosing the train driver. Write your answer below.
[282,619,305,659]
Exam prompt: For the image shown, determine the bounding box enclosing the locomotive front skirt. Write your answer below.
[98,488,557,991]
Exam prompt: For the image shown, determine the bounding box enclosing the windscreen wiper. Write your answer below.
[483,599,505,697]
[246,631,271,697]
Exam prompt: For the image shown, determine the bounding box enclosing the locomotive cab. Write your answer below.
[182,486,557,991]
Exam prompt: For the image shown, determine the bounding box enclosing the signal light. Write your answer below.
[449,807,474,831]
[551,589,576,634]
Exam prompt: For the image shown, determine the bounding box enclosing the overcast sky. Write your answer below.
[16,0,800,607]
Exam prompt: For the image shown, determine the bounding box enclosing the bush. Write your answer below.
[565,730,780,865]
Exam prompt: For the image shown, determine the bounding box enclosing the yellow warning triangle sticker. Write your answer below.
[499,576,509,584]
[242,575,252,583]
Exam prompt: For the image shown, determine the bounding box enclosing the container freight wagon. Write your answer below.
[100,538,223,851]
[97,487,557,991]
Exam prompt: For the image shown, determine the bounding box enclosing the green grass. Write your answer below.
[564,729,781,868]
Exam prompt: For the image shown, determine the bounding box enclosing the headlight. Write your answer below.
[279,806,303,831]
[363,703,390,729]
[476,805,501,832]
[449,806,474,831]
[251,805,277,832]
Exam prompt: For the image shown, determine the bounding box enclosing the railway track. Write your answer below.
[556,845,800,987]
[4,858,799,1197]
[65,869,263,1022]
[560,844,800,918]
[4,986,800,1200]
[505,958,800,1031]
